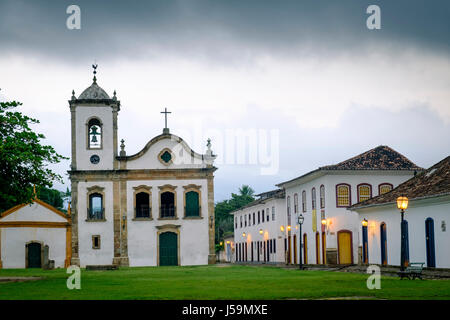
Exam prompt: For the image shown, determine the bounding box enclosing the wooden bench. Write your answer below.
[398,262,424,280]
[86,265,118,271]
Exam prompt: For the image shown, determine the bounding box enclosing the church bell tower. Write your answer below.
[69,65,120,171]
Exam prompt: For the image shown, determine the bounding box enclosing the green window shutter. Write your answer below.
[185,191,199,216]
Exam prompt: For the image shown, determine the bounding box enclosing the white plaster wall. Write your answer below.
[1,202,67,223]
[283,171,415,264]
[127,179,210,266]
[75,105,114,170]
[358,200,450,268]
[126,137,206,170]
[232,197,286,263]
[77,181,114,266]
[1,227,66,268]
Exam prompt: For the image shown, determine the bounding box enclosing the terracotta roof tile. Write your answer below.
[277,145,422,187]
[350,155,450,209]
[320,146,422,171]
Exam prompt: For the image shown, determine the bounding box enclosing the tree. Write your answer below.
[37,187,65,210]
[214,185,255,243]
[0,100,67,212]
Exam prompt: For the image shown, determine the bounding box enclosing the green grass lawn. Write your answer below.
[0,265,449,300]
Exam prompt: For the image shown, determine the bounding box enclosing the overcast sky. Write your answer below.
[1,0,449,201]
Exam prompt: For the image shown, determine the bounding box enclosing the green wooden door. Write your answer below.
[159,232,178,266]
[186,191,199,216]
[27,243,42,268]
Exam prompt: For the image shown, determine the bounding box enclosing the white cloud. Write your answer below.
[1,45,449,198]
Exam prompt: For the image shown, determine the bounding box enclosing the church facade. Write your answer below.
[69,71,217,267]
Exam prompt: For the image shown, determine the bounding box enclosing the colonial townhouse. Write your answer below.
[276,146,423,265]
[230,189,286,264]
[350,155,450,268]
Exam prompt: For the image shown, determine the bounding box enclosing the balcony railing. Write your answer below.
[160,206,176,218]
[87,208,105,221]
[135,206,151,218]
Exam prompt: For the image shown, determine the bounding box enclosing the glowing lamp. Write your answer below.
[397,196,409,211]
[362,219,368,227]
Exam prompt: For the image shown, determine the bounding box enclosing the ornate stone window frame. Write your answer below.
[158,184,177,220]
[183,184,202,219]
[132,185,153,221]
[92,235,101,249]
[157,148,175,166]
[86,117,103,150]
[156,224,181,266]
[86,186,106,222]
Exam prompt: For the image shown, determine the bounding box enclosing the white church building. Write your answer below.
[350,156,450,268]
[68,67,217,267]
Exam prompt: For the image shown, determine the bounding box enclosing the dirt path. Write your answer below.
[0,277,43,283]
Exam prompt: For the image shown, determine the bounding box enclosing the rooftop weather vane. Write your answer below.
[161,107,172,133]
[92,63,98,83]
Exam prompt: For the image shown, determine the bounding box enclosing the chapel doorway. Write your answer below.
[159,232,178,266]
[26,242,42,268]
[337,230,353,264]
[425,218,436,268]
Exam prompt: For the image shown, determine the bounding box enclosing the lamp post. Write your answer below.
[361,219,368,264]
[297,213,304,270]
[396,196,409,271]
[321,218,327,233]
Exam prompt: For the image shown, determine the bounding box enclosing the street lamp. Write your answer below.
[297,213,304,270]
[242,232,246,238]
[396,196,409,271]
[361,219,369,264]
[362,219,368,227]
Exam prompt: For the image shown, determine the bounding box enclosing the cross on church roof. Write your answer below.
[161,107,172,134]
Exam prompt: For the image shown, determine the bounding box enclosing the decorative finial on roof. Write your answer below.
[113,90,117,101]
[71,90,76,100]
[92,63,98,83]
[120,139,126,157]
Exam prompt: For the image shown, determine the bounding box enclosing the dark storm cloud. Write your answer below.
[0,0,448,62]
